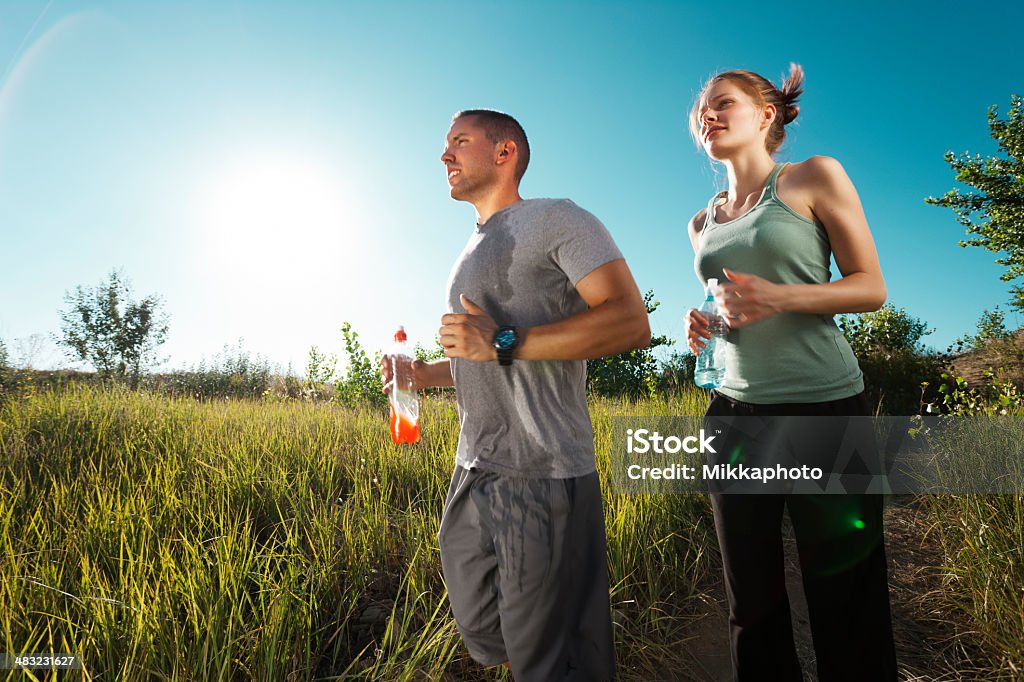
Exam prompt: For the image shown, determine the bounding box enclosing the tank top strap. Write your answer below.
[762,162,790,202]
[700,191,727,238]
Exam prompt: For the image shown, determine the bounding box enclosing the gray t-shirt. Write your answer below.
[446,198,624,478]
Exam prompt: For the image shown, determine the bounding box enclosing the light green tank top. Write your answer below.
[694,163,864,404]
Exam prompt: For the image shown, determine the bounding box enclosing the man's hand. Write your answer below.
[380,355,427,393]
[439,294,499,362]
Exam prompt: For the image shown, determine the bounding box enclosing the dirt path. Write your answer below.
[679,497,986,682]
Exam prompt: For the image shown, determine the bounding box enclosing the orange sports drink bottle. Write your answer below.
[388,327,420,444]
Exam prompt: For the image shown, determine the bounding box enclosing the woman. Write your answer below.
[685,64,897,681]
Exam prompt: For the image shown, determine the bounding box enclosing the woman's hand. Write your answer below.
[716,268,785,328]
[685,308,712,354]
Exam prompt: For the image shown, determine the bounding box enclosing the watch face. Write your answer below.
[495,328,517,350]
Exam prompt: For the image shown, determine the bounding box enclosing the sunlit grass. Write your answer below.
[0,385,717,680]
[2,384,1020,679]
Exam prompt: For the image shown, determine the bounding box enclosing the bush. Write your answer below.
[153,340,273,399]
[587,290,670,399]
[413,338,446,363]
[839,303,934,356]
[935,369,1024,416]
[304,345,337,402]
[856,350,949,415]
[335,323,387,410]
[655,351,696,397]
[839,303,948,414]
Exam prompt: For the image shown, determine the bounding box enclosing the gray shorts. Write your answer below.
[438,466,616,682]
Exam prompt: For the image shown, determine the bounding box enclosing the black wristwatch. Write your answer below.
[493,326,520,366]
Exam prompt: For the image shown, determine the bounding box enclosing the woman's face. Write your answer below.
[697,79,773,160]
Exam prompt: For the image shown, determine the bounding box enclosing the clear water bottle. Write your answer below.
[694,278,728,389]
[388,327,420,444]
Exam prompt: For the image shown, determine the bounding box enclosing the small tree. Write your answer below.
[335,322,387,409]
[587,290,671,398]
[413,337,447,362]
[57,270,169,385]
[656,351,697,396]
[973,307,1013,346]
[948,307,1024,381]
[953,307,1013,353]
[305,345,337,394]
[839,304,945,414]
[926,95,1024,310]
[839,303,934,357]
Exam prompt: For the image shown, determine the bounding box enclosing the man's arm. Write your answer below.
[381,357,454,392]
[415,359,454,388]
[439,258,651,362]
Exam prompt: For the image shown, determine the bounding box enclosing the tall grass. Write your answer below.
[0,385,716,680]
[912,413,1024,676]
[592,394,718,678]
[3,383,1021,679]
[923,494,1024,677]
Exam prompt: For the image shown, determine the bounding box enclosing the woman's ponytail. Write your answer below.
[779,63,804,125]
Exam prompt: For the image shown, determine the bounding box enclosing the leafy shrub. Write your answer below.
[154,340,273,399]
[839,304,948,414]
[655,351,696,397]
[335,322,387,410]
[306,345,337,386]
[934,369,1024,416]
[587,290,670,398]
[413,338,446,362]
[839,303,934,356]
[856,351,948,415]
[304,345,337,401]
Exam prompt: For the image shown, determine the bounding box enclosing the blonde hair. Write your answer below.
[689,63,805,156]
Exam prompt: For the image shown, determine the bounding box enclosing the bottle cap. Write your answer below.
[706,278,718,294]
[394,327,407,342]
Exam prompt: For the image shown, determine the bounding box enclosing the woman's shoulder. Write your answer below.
[688,207,708,235]
[689,207,708,228]
[687,207,708,250]
[780,156,849,189]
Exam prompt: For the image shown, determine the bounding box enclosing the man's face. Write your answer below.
[441,116,499,202]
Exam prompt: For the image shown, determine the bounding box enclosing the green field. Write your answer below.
[1,384,1021,680]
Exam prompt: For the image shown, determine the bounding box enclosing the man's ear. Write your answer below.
[495,140,517,166]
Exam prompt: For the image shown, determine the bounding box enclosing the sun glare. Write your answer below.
[196,153,355,278]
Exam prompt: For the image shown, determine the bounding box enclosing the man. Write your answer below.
[389,109,649,681]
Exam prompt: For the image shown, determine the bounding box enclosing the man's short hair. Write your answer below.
[453,109,530,181]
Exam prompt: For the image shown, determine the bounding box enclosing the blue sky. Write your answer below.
[1,1,1022,372]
